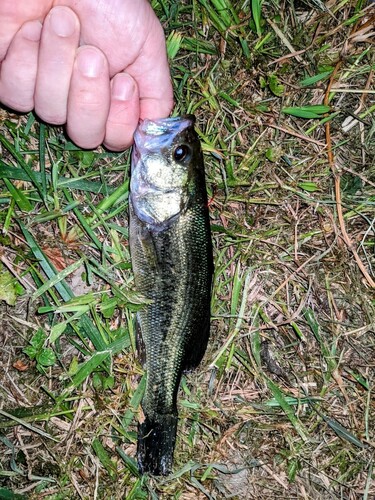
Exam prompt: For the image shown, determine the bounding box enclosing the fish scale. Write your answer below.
[129,115,213,475]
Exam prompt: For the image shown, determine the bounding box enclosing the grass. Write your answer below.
[1,0,374,498]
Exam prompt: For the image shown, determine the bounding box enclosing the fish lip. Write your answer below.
[136,114,196,137]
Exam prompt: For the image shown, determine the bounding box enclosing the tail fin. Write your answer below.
[137,413,178,476]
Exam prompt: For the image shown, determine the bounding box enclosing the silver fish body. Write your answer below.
[129,115,213,475]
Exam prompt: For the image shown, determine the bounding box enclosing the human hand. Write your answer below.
[0,0,173,150]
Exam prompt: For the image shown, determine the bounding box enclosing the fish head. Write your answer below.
[130,115,202,227]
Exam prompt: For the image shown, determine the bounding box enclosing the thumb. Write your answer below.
[126,18,174,120]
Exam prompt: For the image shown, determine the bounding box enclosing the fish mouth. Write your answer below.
[137,114,196,137]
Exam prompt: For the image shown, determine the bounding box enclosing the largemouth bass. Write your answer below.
[129,115,213,476]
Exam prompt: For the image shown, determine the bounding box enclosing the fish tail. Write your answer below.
[137,413,178,476]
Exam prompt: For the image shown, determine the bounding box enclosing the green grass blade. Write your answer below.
[265,377,309,442]
[252,0,263,36]
[180,37,217,55]
[282,105,331,118]
[92,438,118,479]
[116,447,141,478]
[197,0,228,31]
[32,257,85,300]
[39,123,47,198]
[18,221,111,366]
[323,415,365,448]
[0,409,58,442]
[0,161,117,194]
[304,307,321,342]
[3,178,33,212]
[0,135,43,199]
[166,31,182,60]
[3,197,15,234]
[77,315,110,353]
[93,180,129,217]
[121,375,146,431]
[62,189,102,250]
[18,220,73,302]
[0,487,27,500]
[70,351,110,387]
[299,70,333,87]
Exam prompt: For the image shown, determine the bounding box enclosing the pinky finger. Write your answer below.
[103,73,140,151]
[0,20,42,112]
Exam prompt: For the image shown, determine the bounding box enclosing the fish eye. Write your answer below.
[173,145,190,162]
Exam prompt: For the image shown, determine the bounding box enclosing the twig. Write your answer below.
[0,248,35,291]
[267,47,310,66]
[267,123,326,146]
[267,19,303,63]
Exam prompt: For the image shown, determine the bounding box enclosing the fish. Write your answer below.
[129,115,213,476]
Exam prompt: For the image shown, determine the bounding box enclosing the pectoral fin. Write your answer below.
[135,315,146,367]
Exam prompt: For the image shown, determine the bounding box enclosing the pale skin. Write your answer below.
[0,0,174,150]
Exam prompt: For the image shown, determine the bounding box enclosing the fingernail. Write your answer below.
[22,21,42,42]
[77,48,105,78]
[50,7,76,37]
[112,74,136,101]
